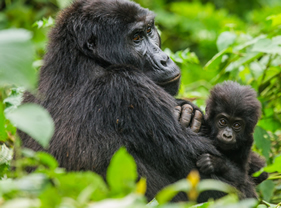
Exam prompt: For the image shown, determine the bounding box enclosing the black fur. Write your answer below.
[18,0,224,202]
[18,0,264,202]
[198,81,268,198]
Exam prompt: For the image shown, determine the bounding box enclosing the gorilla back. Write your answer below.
[19,0,220,201]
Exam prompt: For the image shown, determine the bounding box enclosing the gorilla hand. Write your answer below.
[174,104,203,133]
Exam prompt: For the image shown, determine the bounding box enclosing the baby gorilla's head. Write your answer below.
[205,81,261,151]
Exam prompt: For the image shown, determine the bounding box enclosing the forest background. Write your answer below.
[0,0,281,207]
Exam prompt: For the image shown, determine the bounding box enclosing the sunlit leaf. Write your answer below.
[87,194,145,208]
[56,0,72,9]
[0,144,12,164]
[267,13,281,27]
[36,152,58,170]
[264,155,281,173]
[0,173,48,195]
[252,36,281,55]
[210,197,257,208]
[107,147,137,195]
[198,179,238,195]
[6,103,54,148]
[156,179,190,204]
[40,172,108,207]
[216,31,237,51]
[0,198,40,208]
[0,29,36,90]
[136,178,147,195]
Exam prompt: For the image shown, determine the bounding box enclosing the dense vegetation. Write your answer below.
[0,0,280,207]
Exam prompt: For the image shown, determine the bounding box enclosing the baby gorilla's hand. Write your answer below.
[196,153,215,174]
[174,104,203,132]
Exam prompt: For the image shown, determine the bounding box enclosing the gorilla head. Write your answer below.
[205,81,261,150]
[46,0,180,95]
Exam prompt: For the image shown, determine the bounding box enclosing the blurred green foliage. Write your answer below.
[0,0,281,207]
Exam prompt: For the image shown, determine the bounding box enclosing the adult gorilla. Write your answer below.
[19,0,222,202]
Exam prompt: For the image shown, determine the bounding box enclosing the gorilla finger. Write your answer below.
[180,104,193,127]
[191,110,203,133]
[202,164,214,174]
[174,106,181,121]
[197,154,210,166]
[196,157,208,167]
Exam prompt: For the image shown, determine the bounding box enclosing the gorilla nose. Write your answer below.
[223,133,232,139]
[160,56,168,67]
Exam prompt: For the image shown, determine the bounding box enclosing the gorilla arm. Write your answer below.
[248,152,268,185]
[90,65,220,200]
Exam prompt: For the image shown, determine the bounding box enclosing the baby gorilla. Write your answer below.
[197,81,268,198]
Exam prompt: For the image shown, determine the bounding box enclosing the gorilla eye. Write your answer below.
[219,118,227,126]
[147,26,152,34]
[233,123,241,130]
[133,33,143,42]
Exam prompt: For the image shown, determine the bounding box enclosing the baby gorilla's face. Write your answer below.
[215,113,245,150]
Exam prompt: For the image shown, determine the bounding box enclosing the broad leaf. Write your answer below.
[252,36,281,55]
[156,179,190,204]
[6,103,54,148]
[258,180,275,202]
[216,32,237,52]
[106,147,137,196]
[0,29,36,90]
[253,126,271,161]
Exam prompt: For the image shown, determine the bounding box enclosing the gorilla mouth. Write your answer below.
[157,74,181,86]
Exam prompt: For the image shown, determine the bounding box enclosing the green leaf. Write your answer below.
[204,48,232,70]
[0,198,40,208]
[216,32,237,51]
[253,126,271,161]
[0,29,36,90]
[0,102,7,142]
[210,197,257,208]
[106,147,137,196]
[233,35,266,52]
[156,179,190,204]
[56,0,72,9]
[198,179,238,195]
[0,173,48,195]
[0,144,13,164]
[40,172,108,207]
[6,103,54,148]
[36,152,58,170]
[257,204,267,208]
[252,36,281,55]
[258,180,275,202]
[4,87,24,114]
[33,17,54,28]
[87,194,146,208]
[264,155,281,173]
[267,13,281,27]
[225,52,261,72]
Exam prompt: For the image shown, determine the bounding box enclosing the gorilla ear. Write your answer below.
[86,35,97,51]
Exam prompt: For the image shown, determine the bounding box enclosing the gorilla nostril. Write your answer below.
[223,134,232,139]
[160,60,167,67]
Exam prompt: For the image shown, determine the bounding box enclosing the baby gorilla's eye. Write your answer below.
[219,118,227,126]
[233,122,241,130]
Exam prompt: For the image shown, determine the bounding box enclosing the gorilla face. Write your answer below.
[129,14,181,96]
[70,0,181,96]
